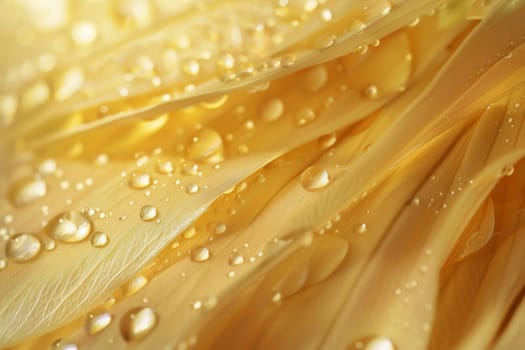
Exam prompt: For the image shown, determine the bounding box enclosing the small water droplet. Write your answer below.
[280,55,296,67]
[185,183,200,194]
[140,205,158,221]
[304,65,328,93]
[258,98,284,122]
[316,34,336,49]
[122,275,149,297]
[364,336,395,350]
[0,258,7,270]
[5,233,42,263]
[129,172,151,189]
[156,160,174,174]
[295,107,317,126]
[356,223,367,234]
[271,291,282,304]
[120,307,157,341]
[85,312,112,335]
[300,166,330,191]
[46,211,93,243]
[187,129,224,163]
[90,232,109,248]
[54,68,84,101]
[50,338,78,350]
[362,85,379,99]
[183,59,200,76]
[228,252,245,266]
[501,165,514,177]
[190,246,210,262]
[71,21,98,46]
[10,177,47,206]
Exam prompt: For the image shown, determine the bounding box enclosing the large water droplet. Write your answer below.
[300,166,330,191]
[10,177,47,206]
[50,339,78,350]
[85,312,112,335]
[46,211,93,243]
[258,98,284,122]
[121,307,157,342]
[303,65,328,93]
[187,129,224,163]
[5,233,42,263]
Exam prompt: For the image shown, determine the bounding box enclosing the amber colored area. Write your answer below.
[1,0,525,349]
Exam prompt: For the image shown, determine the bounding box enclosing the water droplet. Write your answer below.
[129,172,151,189]
[258,98,284,122]
[122,275,149,297]
[85,312,112,335]
[356,223,367,234]
[156,160,175,174]
[182,162,199,176]
[187,129,224,163]
[46,211,93,243]
[316,34,336,49]
[90,232,109,248]
[38,158,58,174]
[191,300,202,310]
[280,55,296,67]
[362,85,379,99]
[295,107,317,126]
[0,93,18,126]
[140,205,158,221]
[300,166,330,191]
[201,95,228,109]
[410,197,420,207]
[5,233,41,263]
[318,133,337,149]
[10,177,47,205]
[185,183,200,194]
[303,65,328,93]
[321,9,333,21]
[71,21,98,46]
[501,165,514,177]
[50,338,78,350]
[208,221,227,234]
[271,291,282,303]
[21,81,50,110]
[190,246,210,262]
[54,68,84,100]
[183,59,200,76]
[121,307,157,342]
[228,252,245,266]
[364,336,395,350]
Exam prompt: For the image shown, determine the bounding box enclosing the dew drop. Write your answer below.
[71,21,98,46]
[187,128,224,163]
[90,232,109,248]
[190,246,210,262]
[156,160,175,174]
[129,172,151,189]
[183,59,200,76]
[0,258,7,270]
[258,98,284,122]
[122,275,149,297]
[280,55,296,67]
[85,312,112,335]
[501,165,514,177]
[364,336,395,350]
[316,34,336,49]
[295,107,317,126]
[185,183,200,194]
[318,133,337,149]
[303,65,328,93]
[50,339,78,350]
[140,205,158,221]
[182,162,199,176]
[0,93,18,126]
[54,68,84,101]
[5,233,41,263]
[300,166,330,191]
[362,85,379,99]
[228,252,245,266]
[46,211,92,243]
[10,177,47,206]
[121,307,157,342]
[38,158,58,174]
